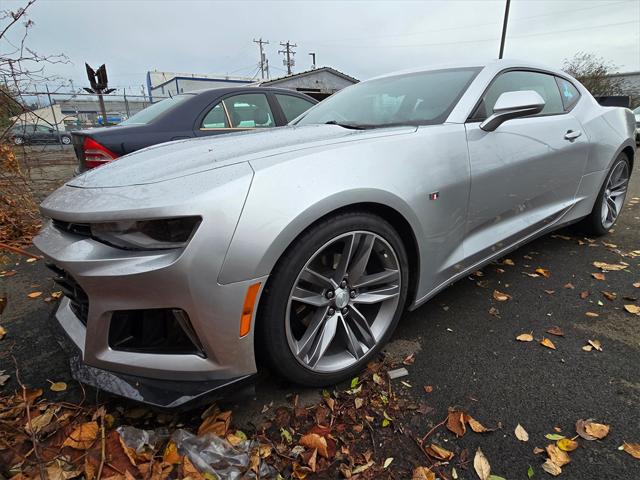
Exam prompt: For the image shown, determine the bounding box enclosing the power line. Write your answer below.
[302,0,633,44]
[312,19,638,50]
[278,41,297,75]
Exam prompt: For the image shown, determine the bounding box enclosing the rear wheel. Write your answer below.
[61,136,71,145]
[579,153,630,236]
[13,136,24,145]
[259,212,409,386]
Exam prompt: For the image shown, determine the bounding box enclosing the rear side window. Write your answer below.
[555,77,580,111]
[472,70,564,120]
[224,93,275,128]
[201,103,229,128]
[276,94,315,123]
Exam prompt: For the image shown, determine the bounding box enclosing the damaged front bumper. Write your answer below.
[51,302,254,408]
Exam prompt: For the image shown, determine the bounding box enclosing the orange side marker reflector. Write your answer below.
[240,282,261,337]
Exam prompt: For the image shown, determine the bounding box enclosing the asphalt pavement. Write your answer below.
[1,151,639,478]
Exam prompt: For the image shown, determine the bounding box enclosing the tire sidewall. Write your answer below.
[259,212,409,386]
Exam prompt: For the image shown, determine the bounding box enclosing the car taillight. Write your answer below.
[83,137,118,169]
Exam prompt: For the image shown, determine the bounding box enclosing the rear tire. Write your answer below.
[61,136,71,145]
[578,153,630,236]
[13,136,24,145]
[258,211,409,386]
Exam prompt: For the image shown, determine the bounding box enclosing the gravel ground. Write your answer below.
[1,148,639,478]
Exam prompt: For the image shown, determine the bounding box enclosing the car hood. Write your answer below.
[67,125,416,188]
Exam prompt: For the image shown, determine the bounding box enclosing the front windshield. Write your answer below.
[295,67,480,128]
[120,94,191,125]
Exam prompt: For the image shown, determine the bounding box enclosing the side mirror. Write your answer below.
[480,90,545,132]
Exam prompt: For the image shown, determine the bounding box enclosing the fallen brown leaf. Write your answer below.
[535,268,551,278]
[624,304,640,315]
[412,466,436,480]
[493,290,512,302]
[466,415,491,433]
[633,282,640,288]
[473,447,491,480]
[503,259,515,266]
[584,421,609,439]
[447,409,466,437]
[515,423,529,441]
[49,381,67,392]
[197,410,231,437]
[546,444,571,467]
[588,339,603,351]
[27,291,42,298]
[0,325,6,340]
[622,442,640,459]
[546,326,565,337]
[564,282,575,289]
[542,459,562,476]
[540,337,556,350]
[601,291,617,301]
[425,443,454,461]
[591,272,606,281]
[299,432,330,459]
[516,332,534,342]
[163,440,181,464]
[593,261,625,271]
[585,312,599,317]
[580,291,590,299]
[423,385,433,393]
[63,421,98,450]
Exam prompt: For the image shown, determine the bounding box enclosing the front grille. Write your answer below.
[46,263,89,326]
[52,219,91,237]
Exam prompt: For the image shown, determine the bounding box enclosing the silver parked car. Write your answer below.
[35,60,636,407]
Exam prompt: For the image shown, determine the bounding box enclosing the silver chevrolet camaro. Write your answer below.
[35,60,636,407]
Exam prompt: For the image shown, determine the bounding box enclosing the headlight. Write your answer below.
[90,217,201,250]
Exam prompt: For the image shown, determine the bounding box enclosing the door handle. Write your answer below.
[564,130,582,141]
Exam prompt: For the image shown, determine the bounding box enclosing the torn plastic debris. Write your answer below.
[172,429,276,479]
[118,425,276,479]
[117,425,169,453]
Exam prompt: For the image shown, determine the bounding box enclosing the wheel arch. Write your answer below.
[264,201,421,303]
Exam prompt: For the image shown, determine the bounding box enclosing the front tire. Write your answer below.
[61,136,71,145]
[258,212,409,386]
[579,153,630,236]
[13,136,24,145]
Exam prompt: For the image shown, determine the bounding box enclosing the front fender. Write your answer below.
[218,184,421,285]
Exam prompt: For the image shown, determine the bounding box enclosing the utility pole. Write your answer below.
[278,41,297,75]
[498,0,511,59]
[309,52,316,69]
[253,38,270,79]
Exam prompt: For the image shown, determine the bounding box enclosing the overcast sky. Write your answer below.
[3,0,639,94]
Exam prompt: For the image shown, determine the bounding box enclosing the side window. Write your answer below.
[201,102,229,129]
[472,70,565,120]
[555,77,580,111]
[275,94,315,123]
[224,93,274,128]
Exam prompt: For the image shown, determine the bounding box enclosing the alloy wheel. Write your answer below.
[601,160,629,229]
[285,231,402,373]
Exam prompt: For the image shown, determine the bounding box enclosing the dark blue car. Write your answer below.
[72,86,317,171]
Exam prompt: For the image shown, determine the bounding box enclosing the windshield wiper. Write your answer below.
[324,120,371,130]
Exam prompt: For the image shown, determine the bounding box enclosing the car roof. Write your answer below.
[184,85,316,97]
[368,59,572,82]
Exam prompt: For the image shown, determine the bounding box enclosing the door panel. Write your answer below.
[463,114,588,266]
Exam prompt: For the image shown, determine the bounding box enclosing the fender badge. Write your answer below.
[429,191,440,201]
